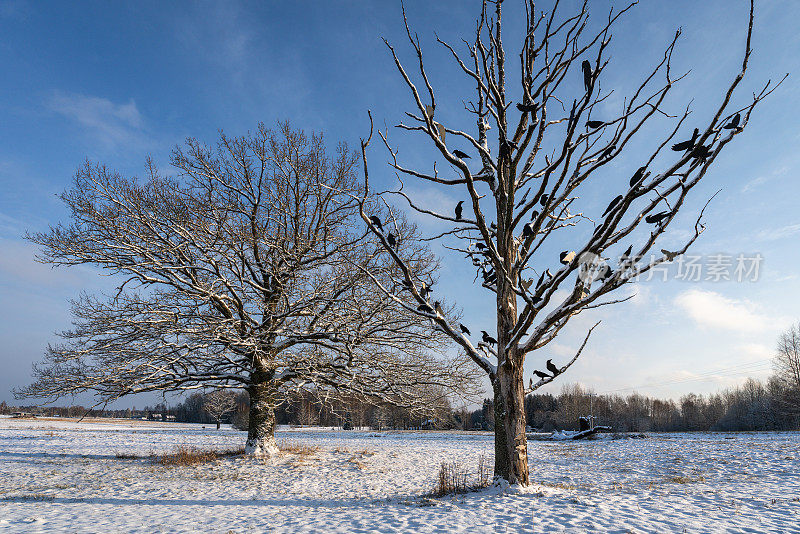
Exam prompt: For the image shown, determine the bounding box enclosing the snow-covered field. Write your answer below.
[1,417,798,533]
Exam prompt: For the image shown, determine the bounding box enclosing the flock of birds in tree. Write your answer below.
[363,59,745,391]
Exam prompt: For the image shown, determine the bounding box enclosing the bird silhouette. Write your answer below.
[534,370,550,380]
[530,210,539,221]
[672,128,699,152]
[481,331,498,346]
[453,150,470,159]
[475,242,486,250]
[417,303,434,314]
[602,195,623,217]
[601,145,616,159]
[546,359,560,376]
[691,144,712,162]
[723,113,741,130]
[560,251,576,265]
[523,222,535,238]
[629,166,647,187]
[516,102,538,114]
[601,267,614,281]
[459,323,471,336]
[661,248,680,261]
[434,301,444,315]
[586,120,605,129]
[540,194,549,206]
[455,201,464,221]
[621,244,633,259]
[387,233,397,247]
[369,215,383,231]
[582,60,593,93]
[645,211,670,224]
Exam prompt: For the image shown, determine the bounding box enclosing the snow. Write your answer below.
[1,418,799,533]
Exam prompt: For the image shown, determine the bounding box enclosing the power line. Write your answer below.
[597,358,773,395]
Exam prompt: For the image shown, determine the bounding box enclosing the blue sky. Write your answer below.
[1,0,799,408]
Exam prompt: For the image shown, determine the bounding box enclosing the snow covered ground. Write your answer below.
[1,417,798,533]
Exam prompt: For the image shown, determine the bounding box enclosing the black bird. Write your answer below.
[586,120,605,129]
[481,331,498,346]
[455,200,464,221]
[453,150,471,159]
[691,144,712,162]
[559,251,576,265]
[387,233,397,247]
[516,102,538,114]
[621,244,633,259]
[671,128,699,152]
[602,195,623,217]
[540,194,548,206]
[601,267,614,281]
[417,303,434,314]
[369,215,383,231]
[434,301,444,315]
[723,113,741,130]
[629,166,647,187]
[530,210,539,221]
[645,211,670,224]
[523,222,535,238]
[582,60,593,93]
[601,145,616,159]
[546,359,560,376]
[534,370,550,380]
[661,248,680,261]
[459,323,471,336]
[475,242,486,250]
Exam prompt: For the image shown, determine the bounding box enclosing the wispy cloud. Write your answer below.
[48,92,149,150]
[674,288,788,333]
[755,223,800,242]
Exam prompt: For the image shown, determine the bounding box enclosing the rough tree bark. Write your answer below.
[358,0,778,485]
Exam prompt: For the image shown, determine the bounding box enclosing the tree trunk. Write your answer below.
[493,360,530,485]
[216,421,220,430]
[245,370,279,456]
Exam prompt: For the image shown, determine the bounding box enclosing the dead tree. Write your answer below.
[16,122,480,455]
[359,0,781,485]
[203,390,237,430]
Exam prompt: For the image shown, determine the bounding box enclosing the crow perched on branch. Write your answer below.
[602,195,623,217]
[516,102,538,114]
[453,150,470,159]
[533,370,550,380]
[455,200,464,221]
[481,331,498,346]
[645,211,670,224]
[629,166,647,187]
[586,120,605,129]
[369,215,383,231]
[546,359,560,376]
[387,233,397,247]
[459,323,471,336]
[582,60,593,93]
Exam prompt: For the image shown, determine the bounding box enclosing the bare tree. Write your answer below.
[359,0,780,485]
[774,322,800,413]
[16,123,480,455]
[776,323,800,389]
[203,390,238,430]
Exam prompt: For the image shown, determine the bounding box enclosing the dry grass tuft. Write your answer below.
[428,455,492,497]
[278,440,319,457]
[668,474,706,484]
[157,445,244,466]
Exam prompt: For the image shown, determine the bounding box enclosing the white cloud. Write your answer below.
[48,92,148,150]
[674,288,787,333]
[755,223,800,242]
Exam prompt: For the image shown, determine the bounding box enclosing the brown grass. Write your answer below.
[428,455,492,497]
[157,445,244,466]
[278,440,319,456]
